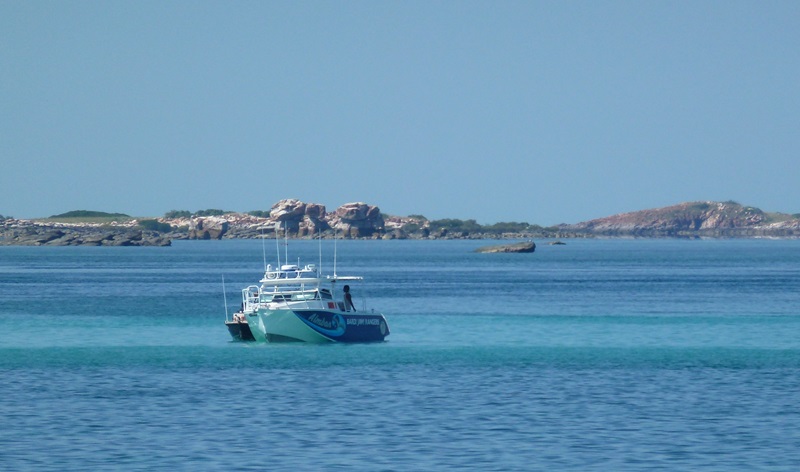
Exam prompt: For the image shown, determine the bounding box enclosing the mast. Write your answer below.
[275,222,281,268]
[333,226,338,277]
[261,226,267,271]
[222,275,229,321]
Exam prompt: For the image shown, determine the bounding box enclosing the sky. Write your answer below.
[2,1,799,225]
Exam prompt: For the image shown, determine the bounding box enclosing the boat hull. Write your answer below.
[225,320,255,341]
[247,309,389,343]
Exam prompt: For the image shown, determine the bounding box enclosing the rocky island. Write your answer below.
[2,200,799,246]
[0,210,172,246]
[475,241,536,253]
[558,201,800,238]
[0,199,574,246]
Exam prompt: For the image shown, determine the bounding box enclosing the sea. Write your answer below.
[1,238,799,471]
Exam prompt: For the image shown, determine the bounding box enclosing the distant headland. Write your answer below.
[1,200,799,246]
[559,201,800,238]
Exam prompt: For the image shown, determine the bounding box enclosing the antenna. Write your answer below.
[222,274,229,321]
[261,226,267,271]
[284,221,288,267]
[333,226,338,277]
[318,226,322,275]
[275,223,281,268]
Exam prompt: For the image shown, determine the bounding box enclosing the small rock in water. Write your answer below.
[474,241,536,253]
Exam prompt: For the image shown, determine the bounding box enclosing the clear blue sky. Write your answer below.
[2,1,798,225]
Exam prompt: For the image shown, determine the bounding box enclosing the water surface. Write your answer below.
[1,239,799,470]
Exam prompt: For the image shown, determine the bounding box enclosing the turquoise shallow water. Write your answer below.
[1,239,800,470]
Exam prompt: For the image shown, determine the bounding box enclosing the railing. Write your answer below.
[244,285,370,313]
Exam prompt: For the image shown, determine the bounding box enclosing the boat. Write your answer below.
[225,314,255,341]
[223,275,256,341]
[231,262,389,343]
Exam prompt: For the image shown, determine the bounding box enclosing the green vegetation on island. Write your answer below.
[247,210,270,218]
[137,219,173,233]
[50,210,131,219]
[425,218,552,236]
[164,209,232,218]
[163,210,192,219]
[43,210,134,224]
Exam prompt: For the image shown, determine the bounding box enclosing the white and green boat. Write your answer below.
[234,262,389,343]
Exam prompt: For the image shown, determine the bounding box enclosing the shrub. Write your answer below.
[194,209,227,217]
[402,223,422,233]
[164,210,192,219]
[686,202,712,212]
[483,222,533,234]
[429,218,482,233]
[138,219,172,233]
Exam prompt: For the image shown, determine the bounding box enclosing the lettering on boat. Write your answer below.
[307,313,337,329]
[297,312,347,336]
[347,318,381,326]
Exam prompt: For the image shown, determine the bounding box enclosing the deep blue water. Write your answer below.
[1,239,800,470]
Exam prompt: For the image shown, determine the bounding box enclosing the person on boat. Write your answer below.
[344,285,356,311]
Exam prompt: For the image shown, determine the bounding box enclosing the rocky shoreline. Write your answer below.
[557,201,800,238]
[0,218,570,247]
[3,199,798,247]
[0,222,172,246]
[1,199,576,247]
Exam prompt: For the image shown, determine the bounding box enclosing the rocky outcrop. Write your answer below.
[270,198,307,222]
[334,202,384,238]
[0,221,171,246]
[475,241,536,253]
[269,199,330,237]
[125,200,385,241]
[187,217,228,240]
[301,203,329,237]
[560,201,800,237]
